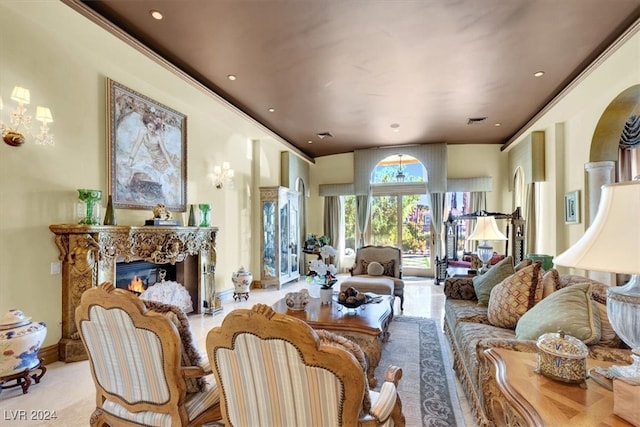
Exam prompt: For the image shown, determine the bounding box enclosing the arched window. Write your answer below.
[370,154,426,183]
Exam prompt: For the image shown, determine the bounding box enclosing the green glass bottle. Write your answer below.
[103,195,117,225]
[187,205,197,226]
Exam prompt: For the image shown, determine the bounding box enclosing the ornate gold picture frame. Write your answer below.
[106,78,187,211]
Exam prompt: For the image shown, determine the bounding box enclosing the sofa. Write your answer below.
[348,245,405,310]
[443,257,632,426]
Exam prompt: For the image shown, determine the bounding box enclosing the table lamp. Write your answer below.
[554,180,640,382]
[467,216,507,273]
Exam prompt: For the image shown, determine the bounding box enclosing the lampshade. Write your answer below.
[467,216,507,242]
[555,180,640,382]
[10,86,30,104]
[35,106,53,124]
[554,181,640,275]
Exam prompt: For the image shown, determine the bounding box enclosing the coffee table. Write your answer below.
[272,295,394,387]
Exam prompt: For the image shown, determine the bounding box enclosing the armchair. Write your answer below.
[348,245,405,310]
[75,282,222,427]
[206,304,405,426]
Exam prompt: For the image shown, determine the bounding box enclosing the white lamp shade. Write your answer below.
[554,181,640,275]
[467,216,507,241]
[36,106,53,123]
[10,86,30,104]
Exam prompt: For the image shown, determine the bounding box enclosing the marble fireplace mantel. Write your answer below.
[49,224,218,362]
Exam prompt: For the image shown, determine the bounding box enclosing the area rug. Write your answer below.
[375,316,466,427]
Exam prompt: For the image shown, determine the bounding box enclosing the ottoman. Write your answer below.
[340,276,394,297]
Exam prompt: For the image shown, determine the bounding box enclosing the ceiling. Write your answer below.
[70,0,640,160]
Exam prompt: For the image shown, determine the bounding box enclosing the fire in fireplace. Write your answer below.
[116,260,177,293]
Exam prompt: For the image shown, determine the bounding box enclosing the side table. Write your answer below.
[482,347,633,426]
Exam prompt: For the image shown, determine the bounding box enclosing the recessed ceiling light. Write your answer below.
[150,10,163,20]
[227,74,237,81]
[494,123,501,127]
[534,71,545,77]
[307,140,313,144]
[268,108,275,113]
[390,123,400,132]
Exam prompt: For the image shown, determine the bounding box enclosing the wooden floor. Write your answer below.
[0,274,475,426]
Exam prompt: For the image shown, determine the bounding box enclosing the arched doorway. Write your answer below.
[368,154,432,277]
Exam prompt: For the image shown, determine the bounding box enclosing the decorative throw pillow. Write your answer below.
[487,262,543,329]
[514,258,533,272]
[366,261,384,276]
[316,330,371,413]
[589,282,623,347]
[473,256,514,306]
[380,259,395,277]
[515,282,602,345]
[144,300,206,392]
[362,259,395,277]
[540,268,561,299]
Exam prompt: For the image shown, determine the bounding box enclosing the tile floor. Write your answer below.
[0,275,474,426]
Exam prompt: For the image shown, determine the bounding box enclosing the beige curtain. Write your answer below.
[356,193,371,247]
[429,193,445,258]
[323,196,341,270]
[469,191,486,213]
[524,183,536,254]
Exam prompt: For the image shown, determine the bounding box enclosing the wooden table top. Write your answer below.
[483,347,633,426]
[272,295,393,336]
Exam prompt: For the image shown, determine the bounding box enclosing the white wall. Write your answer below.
[505,28,640,273]
[0,2,290,348]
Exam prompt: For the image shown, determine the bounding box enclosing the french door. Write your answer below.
[370,194,432,277]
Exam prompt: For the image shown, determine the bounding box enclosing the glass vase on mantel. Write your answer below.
[77,189,102,225]
[198,204,211,227]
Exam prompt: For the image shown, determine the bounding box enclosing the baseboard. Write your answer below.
[39,344,59,365]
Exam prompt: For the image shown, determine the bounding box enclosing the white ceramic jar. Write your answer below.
[0,309,47,377]
[232,266,253,294]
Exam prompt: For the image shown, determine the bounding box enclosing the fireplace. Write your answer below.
[49,224,218,362]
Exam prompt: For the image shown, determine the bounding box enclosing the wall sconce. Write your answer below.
[1,86,55,147]
[211,162,234,189]
[34,106,54,146]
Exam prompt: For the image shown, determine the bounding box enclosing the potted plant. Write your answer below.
[307,245,338,304]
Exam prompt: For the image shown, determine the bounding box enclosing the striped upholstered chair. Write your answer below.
[75,282,222,426]
[206,304,405,427]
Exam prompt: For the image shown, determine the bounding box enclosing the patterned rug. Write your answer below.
[375,316,465,427]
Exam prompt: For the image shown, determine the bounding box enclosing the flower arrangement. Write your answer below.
[307,245,338,289]
[305,234,330,251]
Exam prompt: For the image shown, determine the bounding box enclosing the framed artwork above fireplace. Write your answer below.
[106,78,187,211]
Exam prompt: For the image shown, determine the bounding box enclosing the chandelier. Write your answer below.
[396,154,405,182]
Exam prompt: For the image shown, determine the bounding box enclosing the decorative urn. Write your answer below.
[536,331,588,384]
[232,266,253,294]
[0,309,47,377]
